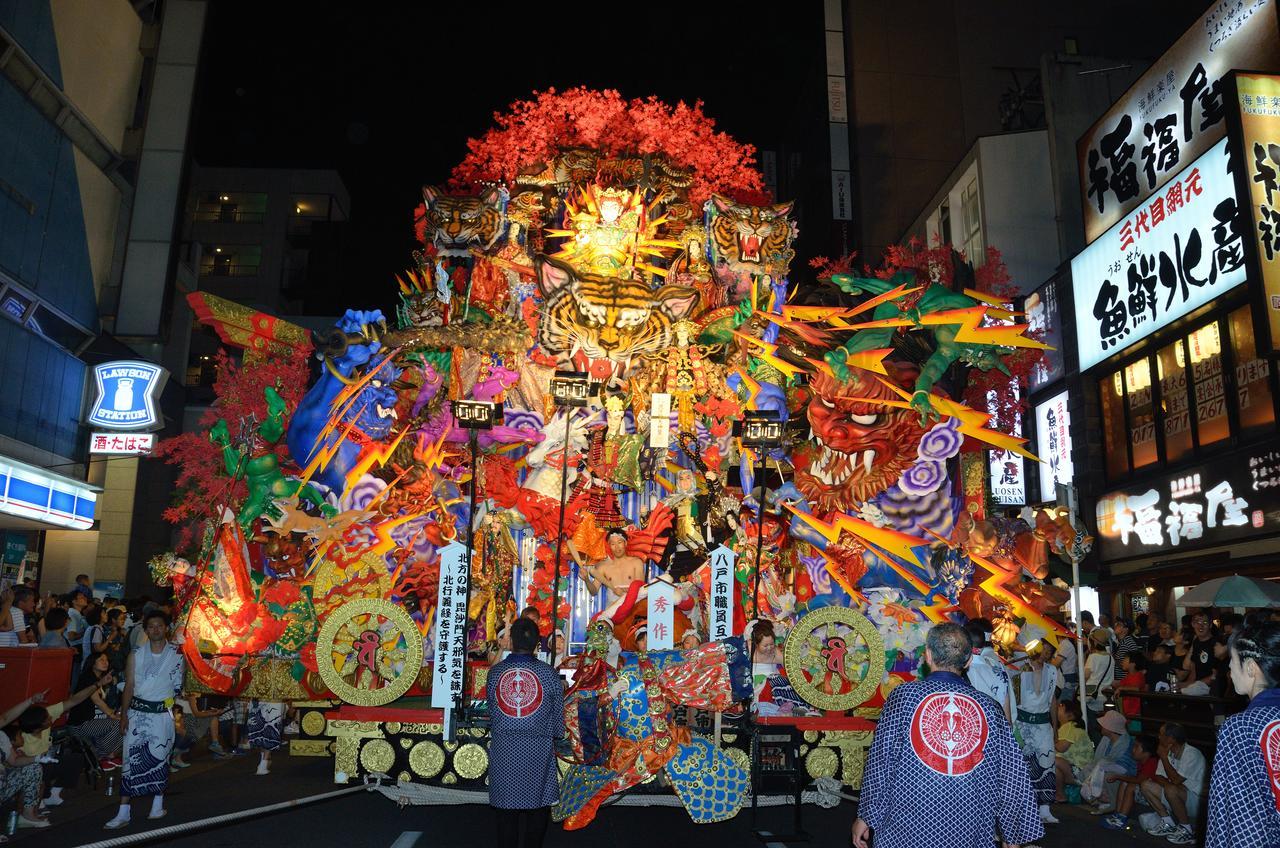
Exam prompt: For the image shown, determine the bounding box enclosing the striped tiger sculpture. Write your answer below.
[416,185,509,256]
[535,256,698,371]
[707,194,795,276]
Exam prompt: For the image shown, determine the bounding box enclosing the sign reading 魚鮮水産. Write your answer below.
[1071,138,1248,371]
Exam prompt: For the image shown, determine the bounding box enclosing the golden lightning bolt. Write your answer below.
[784,506,932,595]
[918,306,1051,350]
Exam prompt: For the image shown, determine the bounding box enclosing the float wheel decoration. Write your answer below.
[316,599,423,706]
[783,606,884,711]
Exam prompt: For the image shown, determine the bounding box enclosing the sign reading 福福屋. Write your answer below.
[1095,446,1280,561]
[86,361,169,431]
[1035,392,1073,503]
[708,544,736,641]
[88,432,155,456]
[1234,71,1280,354]
[1071,138,1248,371]
[1077,0,1280,244]
[431,541,469,712]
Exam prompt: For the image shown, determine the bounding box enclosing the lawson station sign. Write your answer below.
[86,360,168,431]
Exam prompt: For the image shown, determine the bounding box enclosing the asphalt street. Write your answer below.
[12,749,1172,848]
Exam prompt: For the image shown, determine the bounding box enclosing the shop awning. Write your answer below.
[0,455,100,530]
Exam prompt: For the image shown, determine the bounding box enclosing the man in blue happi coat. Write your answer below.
[487,616,564,848]
[852,622,1043,848]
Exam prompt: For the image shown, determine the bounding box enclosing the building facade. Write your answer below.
[0,0,206,595]
[1060,1,1280,620]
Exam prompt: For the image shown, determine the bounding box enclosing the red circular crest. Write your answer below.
[910,691,989,776]
[496,667,544,719]
[1262,719,1280,811]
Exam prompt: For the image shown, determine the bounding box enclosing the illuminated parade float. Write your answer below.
[154,88,1086,825]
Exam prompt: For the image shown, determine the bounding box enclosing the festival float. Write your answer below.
[154,87,1089,823]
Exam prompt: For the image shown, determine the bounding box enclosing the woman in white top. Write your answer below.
[1084,629,1116,728]
[1015,642,1063,824]
[0,588,17,648]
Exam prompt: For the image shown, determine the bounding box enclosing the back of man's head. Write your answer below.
[510,618,541,654]
[965,618,992,649]
[927,623,972,673]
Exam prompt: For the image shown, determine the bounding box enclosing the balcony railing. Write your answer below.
[199,264,260,278]
[193,210,266,224]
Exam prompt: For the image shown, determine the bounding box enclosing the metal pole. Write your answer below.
[749,447,767,830]
[456,427,480,730]
[1064,485,1089,736]
[549,408,573,670]
[752,451,766,622]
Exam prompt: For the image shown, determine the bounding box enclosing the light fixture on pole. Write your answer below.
[450,398,497,733]
[548,371,593,670]
[735,410,783,623]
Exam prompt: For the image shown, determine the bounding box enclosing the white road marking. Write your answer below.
[390,831,423,848]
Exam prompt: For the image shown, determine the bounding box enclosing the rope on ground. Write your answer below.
[71,781,374,848]
[366,773,853,809]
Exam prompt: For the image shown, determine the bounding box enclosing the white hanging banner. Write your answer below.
[432,541,470,711]
[708,544,737,641]
[649,393,671,448]
[648,580,677,650]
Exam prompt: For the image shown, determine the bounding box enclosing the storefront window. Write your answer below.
[1101,370,1128,478]
[1228,306,1275,434]
[1188,321,1228,446]
[1157,339,1193,464]
[1125,358,1157,468]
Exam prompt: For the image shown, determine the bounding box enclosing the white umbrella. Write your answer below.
[1175,575,1280,609]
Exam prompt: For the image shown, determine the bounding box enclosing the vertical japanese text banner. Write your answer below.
[1234,71,1280,354]
[709,544,736,641]
[432,541,470,709]
[648,580,677,650]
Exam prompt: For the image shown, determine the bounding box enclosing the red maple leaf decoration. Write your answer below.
[151,347,312,554]
[451,87,765,208]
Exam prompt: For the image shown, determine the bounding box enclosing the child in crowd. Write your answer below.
[1102,735,1160,831]
[1054,698,1095,802]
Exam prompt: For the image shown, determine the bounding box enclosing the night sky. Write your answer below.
[190,4,824,314]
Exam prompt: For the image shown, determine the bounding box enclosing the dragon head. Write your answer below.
[794,366,929,512]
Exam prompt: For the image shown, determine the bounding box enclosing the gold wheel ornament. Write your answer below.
[301,710,327,737]
[359,738,396,774]
[317,599,424,706]
[453,742,489,780]
[782,606,885,712]
[409,741,446,778]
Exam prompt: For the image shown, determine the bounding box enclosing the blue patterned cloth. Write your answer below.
[858,671,1043,848]
[486,652,564,809]
[248,701,286,751]
[1206,688,1280,848]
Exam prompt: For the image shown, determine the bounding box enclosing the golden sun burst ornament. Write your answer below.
[782,606,885,712]
[317,599,423,706]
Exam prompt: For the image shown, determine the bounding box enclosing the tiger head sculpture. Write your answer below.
[707,195,796,276]
[415,185,509,256]
[535,256,698,373]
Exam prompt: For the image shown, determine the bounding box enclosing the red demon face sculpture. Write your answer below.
[794,366,929,513]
